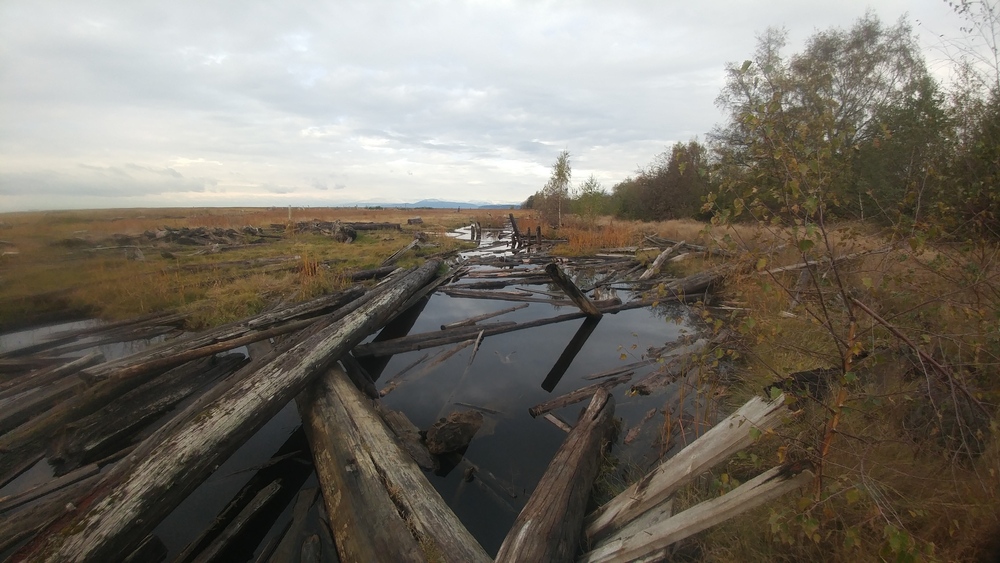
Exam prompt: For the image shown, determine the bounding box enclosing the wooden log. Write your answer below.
[48,354,248,475]
[267,487,318,563]
[543,413,572,433]
[353,322,513,358]
[440,303,529,330]
[0,352,104,400]
[13,261,442,562]
[545,263,602,318]
[298,365,490,563]
[531,373,632,417]
[637,240,685,281]
[495,389,616,563]
[379,338,475,397]
[189,480,283,563]
[0,476,100,553]
[344,221,401,231]
[584,394,787,544]
[508,213,522,246]
[580,464,813,562]
[0,463,100,515]
[381,239,420,267]
[348,265,397,281]
[541,317,602,392]
[0,288,364,486]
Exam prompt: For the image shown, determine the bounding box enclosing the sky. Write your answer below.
[0,0,973,211]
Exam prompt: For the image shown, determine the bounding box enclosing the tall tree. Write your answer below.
[541,150,572,226]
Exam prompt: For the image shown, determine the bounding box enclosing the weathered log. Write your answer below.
[637,240,685,281]
[0,476,100,553]
[0,463,100,515]
[298,365,490,563]
[0,288,364,486]
[541,317,603,392]
[379,338,475,397]
[14,261,441,562]
[0,311,186,360]
[122,536,168,563]
[585,394,787,544]
[495,389,616,563]
[508,213,522,246]
[382,239,420,267]
[545,263,602,318]
[355,290,430,381]
[579,464,813,562]
[49,354,248,475]
[530,373,632,417]
[379,407,437,470]
[440,303,529,330]
[628,338,713,396]
[267,487,318,563]
[189,480,283,563]
[344,221,401,231]
[543,413,573,433]
[354,323,513,358]
[348,265,397,281]
[0,352,104,401]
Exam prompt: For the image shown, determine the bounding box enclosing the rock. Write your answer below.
[425,410,484,455]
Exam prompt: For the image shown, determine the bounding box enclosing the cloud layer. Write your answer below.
[0,0,966,210]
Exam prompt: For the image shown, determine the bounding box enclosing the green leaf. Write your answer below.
[797,239,815,252]
[755,257,768,271]
[769,386,783,400]
[749,427,762,441]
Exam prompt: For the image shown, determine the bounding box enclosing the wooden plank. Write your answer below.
[14,261,442,563]
[584,394,787,544]
[580,465,813,562]
[299,365,490,563]
[495,389,615,563]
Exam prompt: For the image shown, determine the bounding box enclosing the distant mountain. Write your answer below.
[347,199,520,209]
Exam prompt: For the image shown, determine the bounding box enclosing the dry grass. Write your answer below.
[684,221,1000,562]
[0,207,484,330]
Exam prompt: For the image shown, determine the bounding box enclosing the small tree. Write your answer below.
[541,150,572,227]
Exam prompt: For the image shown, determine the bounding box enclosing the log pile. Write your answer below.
[0,219,813,562]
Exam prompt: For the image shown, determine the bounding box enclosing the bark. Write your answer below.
[13,260,441,563]
[495,389,616,563]
[298,365,490,563]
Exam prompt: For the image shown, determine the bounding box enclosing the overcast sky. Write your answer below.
[0,0,971,211]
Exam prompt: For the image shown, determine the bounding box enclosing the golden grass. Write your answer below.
[0,207,487,330]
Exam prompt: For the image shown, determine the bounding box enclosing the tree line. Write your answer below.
[525,7,1000,239]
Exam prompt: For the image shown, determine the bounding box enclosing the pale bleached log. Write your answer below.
[495,389,615,563]
[14,261,441,563]
[545,263,602,318]
[585,394,787,544]
[440,303,529,330]
[637,240,685,281]
[299,365,490,563]
[579,465,812,563]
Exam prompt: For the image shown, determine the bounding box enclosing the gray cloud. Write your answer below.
[0,0,970,210]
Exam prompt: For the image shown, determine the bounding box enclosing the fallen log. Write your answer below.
[440,303,529,330]
[189,480,283,563]
[579,463,813,562]
[0,288,364,486]
[0,352,104,401]
[267,487,318,563]
[495,389,616,563]
[48,354,248,475]
[545,263,602,318]
[13,260,441,562]
[379,338,475,397]
[381,239,420,267]
[637,240,685,281]
[0,463,100,515]
[584,394,787,544]
[298,365,490,563]
[530,373,632,417]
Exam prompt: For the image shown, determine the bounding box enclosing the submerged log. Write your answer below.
[580,464,813,563]
[530,373,632,417]
[584,394,787,544]
[544,263,602,318]
[298,365,490,563]
[495,389,616,563]
[15,261,441,563]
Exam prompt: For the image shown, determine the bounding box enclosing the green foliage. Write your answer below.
[537,150,572,226]
[610,140,715,221]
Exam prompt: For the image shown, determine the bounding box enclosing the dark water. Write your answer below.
[0,225,711,560]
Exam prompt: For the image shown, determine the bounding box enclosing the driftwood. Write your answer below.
[585,395,787,544]
[382,239,420,267]
[508,213,523,246]
[0,352,104,401]
[267,487,318,563]
[0,476,102,554]
[297,365,490,563]
[530,373,632,417]
[379,338,475,397]
[379,407,437,470]
[49,354,248,475]
[495,389,615,563]
[637,240,685,281]
[580,464,813,562]
[189,480,283,563]
[14,261,441,562]
[545,263,602,318]
[0,463,100,514]
[0,287,365,486]
[440,303,529,330]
